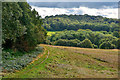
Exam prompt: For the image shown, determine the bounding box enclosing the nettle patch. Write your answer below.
[2,46,44,72]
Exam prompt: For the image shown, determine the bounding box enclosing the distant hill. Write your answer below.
[42,14,119,31]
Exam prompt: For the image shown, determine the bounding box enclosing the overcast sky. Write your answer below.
[28,0,120,2]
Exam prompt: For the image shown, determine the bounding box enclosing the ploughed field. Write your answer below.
[4,44,118,78]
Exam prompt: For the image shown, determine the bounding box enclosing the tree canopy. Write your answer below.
[2,2,47,52]
[43,14,119,32]
[46,29,119,49]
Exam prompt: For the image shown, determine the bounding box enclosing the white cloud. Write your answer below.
[31,6,118,19]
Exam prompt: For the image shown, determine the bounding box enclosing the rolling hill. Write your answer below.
[42,14,119,31]
[4,44,118,78]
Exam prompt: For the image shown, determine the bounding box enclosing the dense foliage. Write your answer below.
[43,14,119,32]
[2,2,47,52]
[54,39,80,47]
[46,29,119,49]
[77,39,93,48]
[99,42,116,49]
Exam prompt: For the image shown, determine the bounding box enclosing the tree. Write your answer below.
[78,39,93,48]
[99,42,116,49]
[54,39,80,47]
[2,2,47,52]
[93,44,98,49]
[46,29,119,49]
[43,14,118,31]
[113,31,119,38]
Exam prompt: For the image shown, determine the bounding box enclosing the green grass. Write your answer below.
[47,31,60,36]
[3,44,118,78]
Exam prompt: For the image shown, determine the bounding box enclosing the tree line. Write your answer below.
[42,14,119,32]
[45,29,120,49]
[2,2,47,52]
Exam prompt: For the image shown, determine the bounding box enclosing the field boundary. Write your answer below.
[44,44,119,51]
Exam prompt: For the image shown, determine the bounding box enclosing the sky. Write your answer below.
[31,6,118,19]
[28,0,120,2]
[28,0,119,19]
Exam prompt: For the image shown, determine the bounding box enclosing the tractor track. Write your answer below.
[23,47,50,74]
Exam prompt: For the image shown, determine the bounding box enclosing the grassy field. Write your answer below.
[3,44,118,78]
[47,31,61,36]
[47,31,56,36]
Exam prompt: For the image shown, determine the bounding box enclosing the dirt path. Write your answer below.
[25,48,49,73]
[2,46,50,77]
[20,47,50,74]
[30,47,48,64]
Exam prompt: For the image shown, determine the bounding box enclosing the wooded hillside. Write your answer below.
[43,14,119,31]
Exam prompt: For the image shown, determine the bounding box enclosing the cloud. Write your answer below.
[31,6,118,19]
